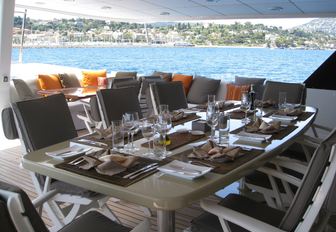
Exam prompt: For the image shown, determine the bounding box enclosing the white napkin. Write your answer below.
[45,145,91,159]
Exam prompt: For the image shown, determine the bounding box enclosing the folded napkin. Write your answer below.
[95,125,112,139]
[77,156,102,170]
[246,118,281,134]
[171,110,185,121]
[189,141,242,162]
[277,108,303,116]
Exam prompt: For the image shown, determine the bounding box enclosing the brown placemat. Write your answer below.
[141,132,205,151]
[263,111,314,121]
[191,104,240,112]
[172,114,201,127]
[168,148,263,175]
[55,155,163,187]
[73,132,143,148]
[230,125,298,140]
[230,110,254,119]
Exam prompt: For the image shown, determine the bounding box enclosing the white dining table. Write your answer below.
[21,106,317,232]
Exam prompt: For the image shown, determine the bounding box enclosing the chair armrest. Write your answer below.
[130,218,150,232]
[200,200,286,232]
[32,189,59,208]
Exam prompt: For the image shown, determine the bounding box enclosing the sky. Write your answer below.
[15,9,314,29]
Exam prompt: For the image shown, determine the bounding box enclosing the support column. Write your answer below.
[0,0,15,141]
[157,209,175,232]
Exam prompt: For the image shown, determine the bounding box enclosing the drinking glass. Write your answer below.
[111,120,124,152]
[208,94,216,106]
[218,112,230,145]
[206,103,219,141]
[278,92,287,110]
[140,118,155,157]
[130,112,140,152]
[240,91,250,125]
[154,114,172,158]
[122,112,135,151]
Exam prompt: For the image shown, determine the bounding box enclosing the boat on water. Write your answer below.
[173,42,195,47]
[1,0,336,232]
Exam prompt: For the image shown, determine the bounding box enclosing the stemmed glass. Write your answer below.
[155,105,172,158]
[122,112,138,152]
[206,103,219,141]
[140,118,155,157]
[130,112,140,152]
[240,91,250,125]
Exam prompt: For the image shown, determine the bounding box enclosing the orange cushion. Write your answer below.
[37,74,62,90]
[225,84,250,100]
[82,70,107,87]
[172,74,193,94]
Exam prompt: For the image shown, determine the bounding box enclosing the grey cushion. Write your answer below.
[12,79,37,100]
[187,76,221,104]
[97,87,142,127]
[1,107,19,140]
[191,194,285,232]
[280,128,336,230]
[115,71,137,79]
[235,76,266,100]
[59,210,130,232]
[262,81,305,104]
[152,71,173,82]
[152,81,188,111]
[0,181,49,232]
[59,73,81,88]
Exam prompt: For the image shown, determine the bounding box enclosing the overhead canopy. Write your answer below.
[15,0,336,22]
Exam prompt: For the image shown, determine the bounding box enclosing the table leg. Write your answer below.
[157,209,175,232]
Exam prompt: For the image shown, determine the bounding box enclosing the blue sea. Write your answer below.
[11,47,334,82]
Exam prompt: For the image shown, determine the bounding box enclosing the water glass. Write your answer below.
[122,112,136,151]
[159,104,169,114]
[206,103,219,141]
[278,92,287,110]
[152,132,166,159]
[140,118,155,157]
[218,112,230,145]
[208,95,216,106]
[111,120,124,151]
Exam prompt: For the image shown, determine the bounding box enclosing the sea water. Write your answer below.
[11,47,333,82]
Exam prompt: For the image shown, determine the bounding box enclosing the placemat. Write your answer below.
[230,125,298,140]
[55,155,163,187]
[263,111,314,121]
[172,114,201,127]
[230,110,254,119]
[141,132,205,151]
[169,148,263,175]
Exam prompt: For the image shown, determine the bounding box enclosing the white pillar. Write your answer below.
[0,0,15,142]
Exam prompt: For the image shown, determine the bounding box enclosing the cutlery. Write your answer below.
[129,165,158,180]
[123,163,158,178]
[78,139,108,147]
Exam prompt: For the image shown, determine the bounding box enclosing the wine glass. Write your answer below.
[140,118,155,157]
[130,112,140,152]
[122,112,135,152]
[206,103,219,141]
[154,113,172,158]
[240,91,250,125]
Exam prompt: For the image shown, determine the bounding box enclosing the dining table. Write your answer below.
[21,105,317,232]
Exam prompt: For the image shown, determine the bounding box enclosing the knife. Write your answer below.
[129,165,158,180]
[78,139,108,147]
[123,163,158,178]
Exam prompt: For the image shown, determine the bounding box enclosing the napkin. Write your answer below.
[95,155,138,176]
[189,141,242,162]
[171,110,185,121]
[77,156,101,170]
[246,118,281,134]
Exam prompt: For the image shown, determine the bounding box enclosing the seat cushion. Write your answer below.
[225,84,250,100]
[59,211,130,232]
[172,74,193,94]
[82,69,107,87]
[37,74,63,90]
[191,194,285,232]
[187,76,221,104]
[59,73,81,88]
[235,76,266,100]
[12,79,37,100]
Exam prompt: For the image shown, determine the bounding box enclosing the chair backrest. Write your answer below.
[140,76,163,96]
[150,81,188,113]
[11,94,78,152]
[97,87,142,128]
[115,71,137,79]
[113,79,141,97]
[89,96,101,122]
[262,81,306,104]
[279,128,336,231]
[0,181,49,232]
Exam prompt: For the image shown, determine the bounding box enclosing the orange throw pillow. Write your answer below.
[172,74,193,94]
[82,70,107,87]
[225,84,250,100]
[37,74,62,90]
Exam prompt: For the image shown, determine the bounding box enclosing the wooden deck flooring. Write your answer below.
[0,144,220,231]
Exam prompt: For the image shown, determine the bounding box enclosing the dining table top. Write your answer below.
[36,86,105,101]
[21,105,317,212]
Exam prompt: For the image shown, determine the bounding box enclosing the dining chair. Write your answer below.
[262,80,306,104]
[140,76,164,117]
[11,94,119,230]
[149,81,188,114]
[76,96,103,133]
[0,180,150,232]
[112,79,141,97]
[97,87,142,128]
[192,128,336,232]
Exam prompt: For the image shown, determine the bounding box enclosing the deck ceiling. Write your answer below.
[15,0,336,22]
